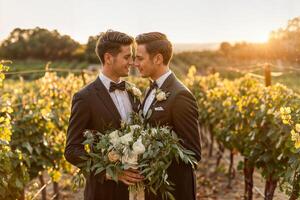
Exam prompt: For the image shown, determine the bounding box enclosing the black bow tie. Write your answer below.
[149,80,158,91]
[109,81,126,92]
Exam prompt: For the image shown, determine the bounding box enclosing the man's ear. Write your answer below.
[104,52,113,65]
[153,53,163,65]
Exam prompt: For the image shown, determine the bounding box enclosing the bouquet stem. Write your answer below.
[129,183,145,200]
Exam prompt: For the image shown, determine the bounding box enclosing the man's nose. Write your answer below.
[132,60,139,67]
[128,58,134,65]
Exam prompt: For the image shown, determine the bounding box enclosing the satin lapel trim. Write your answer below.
[127,91,138,112]
[93,78,121,124]
[159,72,175,92]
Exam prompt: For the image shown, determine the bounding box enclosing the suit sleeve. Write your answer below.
[65,92,89,165]
[171,90,201,162]
[64,92,106,182]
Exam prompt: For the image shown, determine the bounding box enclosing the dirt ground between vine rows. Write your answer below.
[28,148,288,200]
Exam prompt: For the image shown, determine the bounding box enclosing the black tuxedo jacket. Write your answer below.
[64,77,139,200]
[142,73,201,200]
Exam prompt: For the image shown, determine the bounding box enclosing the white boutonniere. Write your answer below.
[125,83,142,100]
[131,86,142,98]
[155,89,170,102]
[143,89,170,120]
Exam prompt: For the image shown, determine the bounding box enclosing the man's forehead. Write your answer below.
[120,45,132,51]
[120,45,132,54]
[136,45,147,54]
[137,44,146,50]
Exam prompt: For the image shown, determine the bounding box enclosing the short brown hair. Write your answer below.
[95,30,134,64]
[135,32,173,65]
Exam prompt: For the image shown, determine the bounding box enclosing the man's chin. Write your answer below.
[140,73,149,78]
[119,72,129,77]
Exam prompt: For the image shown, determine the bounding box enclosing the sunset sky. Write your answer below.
[1,0,299,44]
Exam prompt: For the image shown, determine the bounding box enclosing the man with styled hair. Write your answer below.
[135,32,201,200]
[65,30,143,200]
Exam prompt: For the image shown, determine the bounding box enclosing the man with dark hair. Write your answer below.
[135,32,201,200]
[65,30,143,200]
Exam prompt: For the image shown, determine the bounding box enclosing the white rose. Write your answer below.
[132,87,142,97]
[161,127,169,133]
[121,152,138,169]
[132,138,145,155]
[119,132,133,145]
[150,128,157,136]
[141,130,147,136]
[109,130,120,145]
[130,125,141,132]
[156,91,167,101]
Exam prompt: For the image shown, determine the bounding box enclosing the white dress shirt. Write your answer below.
[143,70,172,116]
[99,73,133,122]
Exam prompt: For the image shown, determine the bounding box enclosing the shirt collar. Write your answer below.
[99,73,122,91]
[155,70,172,88]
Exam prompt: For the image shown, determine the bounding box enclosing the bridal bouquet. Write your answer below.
[79,114,197,199]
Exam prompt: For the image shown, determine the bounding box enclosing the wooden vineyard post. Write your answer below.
[264,63,271,87]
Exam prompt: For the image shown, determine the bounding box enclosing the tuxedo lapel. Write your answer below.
[143,73,176,118]
[141,88,151,112]
[127,89,140,113]
[159,72,175,92]
[92,78,121,124]
[127,91,135,109]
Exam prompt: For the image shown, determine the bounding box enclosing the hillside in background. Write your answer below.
[173,43,219,53]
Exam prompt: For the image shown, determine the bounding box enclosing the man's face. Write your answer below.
[111,45,133,77]
[134,44,156,78]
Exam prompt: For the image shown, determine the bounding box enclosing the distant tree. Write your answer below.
[219,42,231,56]
[0,27,80,60]
[85,35,99,63]
[269,17,300,63]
